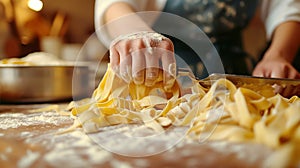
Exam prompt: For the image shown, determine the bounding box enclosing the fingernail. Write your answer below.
[164,76,175,91]
[133,72,144,85]
[134,78,144,85]
[121,72,130,83]
[145,80,155,87]
[147,71,157,79]
[145,73,156,86]
[112,66,122,79]
[112,66,119,73]
[168,63,176,77]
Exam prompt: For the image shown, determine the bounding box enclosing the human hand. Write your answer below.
[252,56,300,79]
[109,31,176,89]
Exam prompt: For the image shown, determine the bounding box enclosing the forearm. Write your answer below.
[103,2,153,40]
[264,21,300,62]
[104,2,135,23]
[253,21,300,78]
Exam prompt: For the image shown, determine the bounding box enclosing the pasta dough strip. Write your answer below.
[64,64,300,167]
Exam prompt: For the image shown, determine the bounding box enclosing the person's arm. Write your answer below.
[98,1,175,89]
[253,0,300,79]
[104,2,153,39]
[104,2,134,22]
[253,21,300,79]
[267,21,300,63]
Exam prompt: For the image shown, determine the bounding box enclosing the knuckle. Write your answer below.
[115,40,131,54]
[133,38,145,48]
[159,40,174,51]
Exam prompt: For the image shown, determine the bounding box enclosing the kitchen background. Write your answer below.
[0,0,266,62]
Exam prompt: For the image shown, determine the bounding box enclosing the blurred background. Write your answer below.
[0,0,266,62]
[0,0,107,62]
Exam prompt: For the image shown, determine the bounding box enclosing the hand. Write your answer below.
[109,31,176,89]
[252,56,300,79]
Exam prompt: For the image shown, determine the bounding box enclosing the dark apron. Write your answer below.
[156,0,259,78]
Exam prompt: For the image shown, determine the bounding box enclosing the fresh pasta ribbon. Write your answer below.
[70,64,183,133]
[66,64,300,167]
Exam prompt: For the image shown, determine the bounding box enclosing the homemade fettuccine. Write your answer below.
[67,64,300,167]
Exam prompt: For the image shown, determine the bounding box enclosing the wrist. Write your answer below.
[263,47,295,63]
[110,31,167,48]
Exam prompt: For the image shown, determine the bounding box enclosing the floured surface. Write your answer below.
[0,104,276,168]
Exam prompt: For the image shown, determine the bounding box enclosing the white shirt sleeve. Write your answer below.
[261,0,300,40]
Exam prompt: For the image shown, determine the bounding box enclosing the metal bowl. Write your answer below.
[0,65,93,103]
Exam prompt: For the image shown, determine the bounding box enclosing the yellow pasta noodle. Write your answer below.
[67,64,300,167]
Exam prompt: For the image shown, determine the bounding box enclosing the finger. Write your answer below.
[109,46,120,73]
[270,69,285,79]
[252,69,264,77]
[145,48,159,87]
[252,65,271,78]
[162,56,176,90]
[117,41,132,83]
[131,39,146,85]
[159,40,176,90]
[287,67,300,79]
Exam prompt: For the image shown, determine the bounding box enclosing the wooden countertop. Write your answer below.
[0,103,275,168]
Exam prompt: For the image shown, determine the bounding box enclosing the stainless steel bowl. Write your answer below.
[0,65,93,103]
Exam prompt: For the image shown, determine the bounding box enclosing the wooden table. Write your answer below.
[0,103,274,168]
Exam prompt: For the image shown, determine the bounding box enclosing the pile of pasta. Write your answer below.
[0,58,33,65]
[0,52,70,66]
[68,64,300,167]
